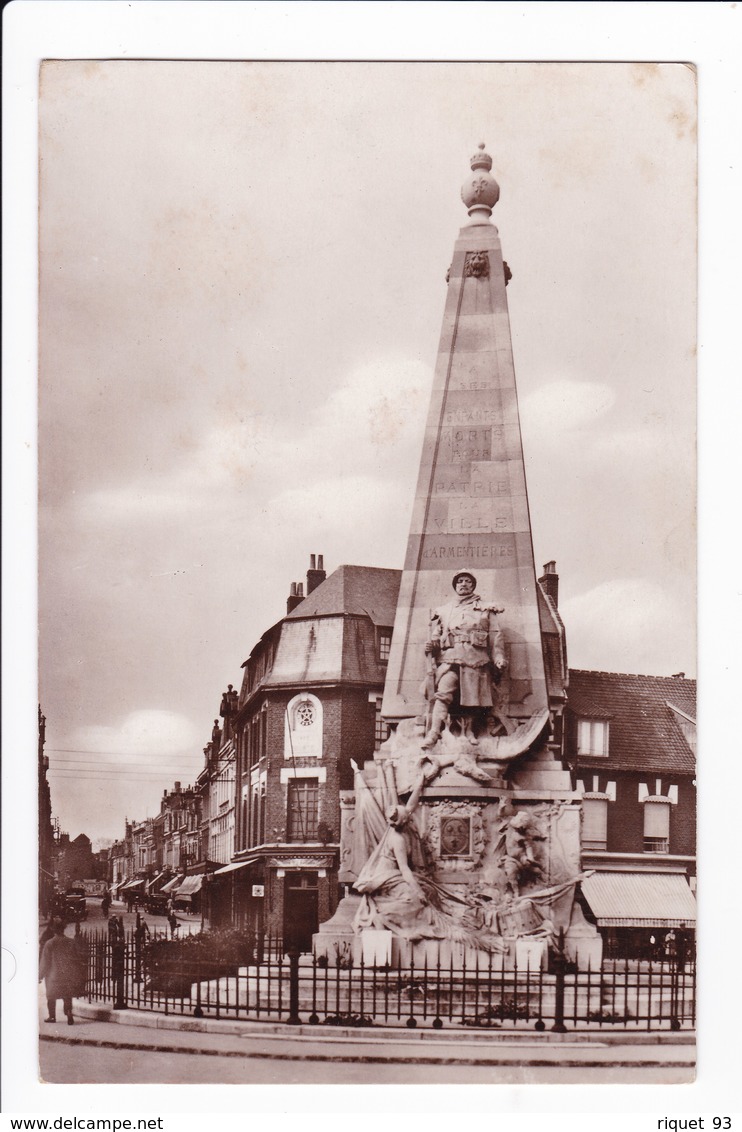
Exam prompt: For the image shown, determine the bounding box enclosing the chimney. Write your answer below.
[538,560,559,607]
[307,553,327,595]
[286,579,305,614]
[174,781,181,794]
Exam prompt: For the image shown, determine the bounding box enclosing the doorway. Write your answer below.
[283,871,319,952]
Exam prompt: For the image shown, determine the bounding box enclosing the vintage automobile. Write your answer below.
[144,892,170,916]
[64,884,88,921]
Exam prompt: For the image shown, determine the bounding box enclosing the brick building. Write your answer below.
[565,668,696,958]
[206,556,399,949]
[38,707,56,916]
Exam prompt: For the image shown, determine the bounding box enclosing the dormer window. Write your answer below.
[667,702,696,754]
[577,719,609,757]
[379,631,392,663]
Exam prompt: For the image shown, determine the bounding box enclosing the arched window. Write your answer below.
[284,693,323,759]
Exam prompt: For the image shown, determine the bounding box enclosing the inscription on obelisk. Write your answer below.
[382,144,548,729]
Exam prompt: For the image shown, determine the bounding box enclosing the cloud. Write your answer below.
[47,710,205,842]
[71,354,432,524]
[70,709,200,763]
[520,379,616,441]
[561,578,694,677]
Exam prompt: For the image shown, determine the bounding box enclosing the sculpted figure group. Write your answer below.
[349,571,569,950]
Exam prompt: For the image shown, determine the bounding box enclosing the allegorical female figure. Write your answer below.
[353,774,446,940]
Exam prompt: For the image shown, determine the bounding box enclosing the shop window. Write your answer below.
[285,693,323,759]
[577,719,609,757]
[581,797,608,850]
[287,778,319,842]
[643,799,670,854]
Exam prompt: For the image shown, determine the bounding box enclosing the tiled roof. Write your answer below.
[286,565,401,626]
[567,669,696,774]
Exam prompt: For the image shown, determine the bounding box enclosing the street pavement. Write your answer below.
[39,908,696,1084]
[39,1001,696,1086]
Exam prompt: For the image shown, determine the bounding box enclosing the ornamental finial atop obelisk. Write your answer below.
[461,142,500,224]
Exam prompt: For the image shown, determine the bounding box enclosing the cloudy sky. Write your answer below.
[37,61,696,842]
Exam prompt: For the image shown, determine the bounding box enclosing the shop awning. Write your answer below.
[146,871,168,894]
[213,857,260,877]
[122,878,145,892]
[175,874,204,896]
[581,872,696,927]
[160,875,183,894]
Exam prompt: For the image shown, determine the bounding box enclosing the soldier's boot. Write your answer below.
[421,700,448,751]
[461,715,479,745]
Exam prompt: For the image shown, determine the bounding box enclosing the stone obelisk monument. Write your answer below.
[382,142,566,790]
[384,146,547,733]
[316,146,601,970]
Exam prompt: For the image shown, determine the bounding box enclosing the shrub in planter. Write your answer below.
[143,929,255,996]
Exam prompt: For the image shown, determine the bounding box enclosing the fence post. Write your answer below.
[670,955,681,1031]
[112,925,127,1011]
[551,928,567,1033]
[286,946,301,1025]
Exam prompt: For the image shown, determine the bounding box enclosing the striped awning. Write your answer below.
[581,872,696,927]
[122,878,145,892]
[160,875,183,894]
[213,857,260,877]
[175,874,204,896]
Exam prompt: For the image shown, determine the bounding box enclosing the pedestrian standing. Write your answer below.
[676,925,688,973]
[134,913,150,983]
[168,910,179,939]
[39,921,86,1025]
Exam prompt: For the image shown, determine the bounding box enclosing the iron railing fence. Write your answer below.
[79,928,696,1032]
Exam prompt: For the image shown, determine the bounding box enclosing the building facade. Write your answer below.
[206,556,399,949]
[565,667,696,958]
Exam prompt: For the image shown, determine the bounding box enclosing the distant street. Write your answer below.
[75,898,201,937]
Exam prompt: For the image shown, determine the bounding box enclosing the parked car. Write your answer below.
[144,893,169,916]
[64,885,88,921]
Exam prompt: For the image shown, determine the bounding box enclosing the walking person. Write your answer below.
[168,910,179,939]
[39,920,86,1026]
[39,916,62,961]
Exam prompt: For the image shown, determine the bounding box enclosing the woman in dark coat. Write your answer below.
[39,922,86,1025]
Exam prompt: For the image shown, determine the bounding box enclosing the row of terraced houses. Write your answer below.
[108,554,696,959]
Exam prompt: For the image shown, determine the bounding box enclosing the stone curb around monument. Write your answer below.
[69,1002,695,1046]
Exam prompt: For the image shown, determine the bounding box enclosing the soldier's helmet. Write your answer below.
[452,571,477,589]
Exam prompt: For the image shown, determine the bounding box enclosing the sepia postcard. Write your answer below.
[4,6,741,1121]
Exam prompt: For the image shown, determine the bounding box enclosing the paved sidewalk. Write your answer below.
[39,1002,695,1070]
